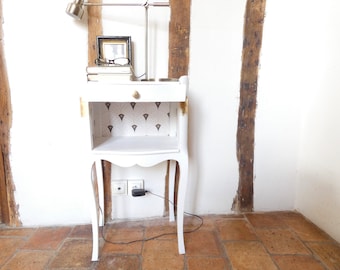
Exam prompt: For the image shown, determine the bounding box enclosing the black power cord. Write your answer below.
[100,190,203,245]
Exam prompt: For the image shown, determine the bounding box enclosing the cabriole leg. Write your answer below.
[176,158,188,254]
[90,163,100,261]
[168,160,176,222]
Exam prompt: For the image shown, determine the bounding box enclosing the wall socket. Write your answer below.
[111,179,144,196]
[127,180,144,196]
[111,180,128,196]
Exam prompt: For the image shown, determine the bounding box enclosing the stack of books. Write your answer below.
[86,65,133,82]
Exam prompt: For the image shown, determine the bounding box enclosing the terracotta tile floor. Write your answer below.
[0,211,339,269]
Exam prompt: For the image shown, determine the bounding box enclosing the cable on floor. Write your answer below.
[99,191,203,245]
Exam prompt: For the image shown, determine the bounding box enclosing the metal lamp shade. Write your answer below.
[66,1,84,20]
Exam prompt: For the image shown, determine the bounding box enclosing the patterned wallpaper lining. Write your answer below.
[91,102,176,137]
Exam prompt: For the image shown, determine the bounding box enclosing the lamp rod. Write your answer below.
[145,4,149,80]
[82,2,169,7]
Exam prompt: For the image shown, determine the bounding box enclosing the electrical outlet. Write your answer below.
[111,180,127,196]
[127,180,144,196]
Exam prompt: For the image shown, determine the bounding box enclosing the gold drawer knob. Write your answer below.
[132,90,140,99]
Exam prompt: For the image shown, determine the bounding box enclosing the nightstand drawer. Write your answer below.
[82,76,187,102]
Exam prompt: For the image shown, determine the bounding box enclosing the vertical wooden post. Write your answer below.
[87,2,103,66]
[0,0,20,226]
[233,0,266,212]
[87,2,112,222]
[168,0,191,212]
[168,0,191,78]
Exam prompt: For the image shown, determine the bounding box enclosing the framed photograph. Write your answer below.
[96,36,132,66]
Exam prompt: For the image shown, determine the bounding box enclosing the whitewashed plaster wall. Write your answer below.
[3,0,340,242]
[294,0,340,242]
[256,0,340,242]
[254,1,304,211]
[4,0,91,225]
[3,0,246,225]
[187,0,244,214]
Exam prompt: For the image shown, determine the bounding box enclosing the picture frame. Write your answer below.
[96,36,132,66]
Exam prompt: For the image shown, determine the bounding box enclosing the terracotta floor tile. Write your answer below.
[102,239,142,255]
[94,254,141,270]
[23,226,72,250]
[48,239,93,269]
[143,256,184,270]
[224,213,245,218]
[142,240,184,270]
[246,213,287,229]
[193,215,217,230]
[144,223,177,240]
[101,226,144,254]
[185,230,222,256]
[143,216,172,226]
[144,216,201,239]
[272,255,326,270]
[69,224,92,239]
[0,238,25,267]
[191,214,242,231]
[277,211,302,218]
[0,211,338,270]
[217,219,257,241]
[187,257,230,270]
[104,222,143,234]
[256,228,310,255]
[143,239,181,258]
[183,215,205,232]
[224,241,278,270]
[109,220,145,229]
[0,227,36,237]
[215,214,246,222]
[279,214,332,241]
[1,250,53,270]
[307,242,340,270]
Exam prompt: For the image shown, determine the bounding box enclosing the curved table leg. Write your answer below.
[95,160,104,226]
[168,160,176,222]
[176,157,188,254]
[90,163,100,261]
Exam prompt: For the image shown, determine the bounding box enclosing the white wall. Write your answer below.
[4,0,91,225]
[254,1,306,211]
[187,0,245,214]
[256,0,340,242]
[3,0,340,242]
[295,0,340,242]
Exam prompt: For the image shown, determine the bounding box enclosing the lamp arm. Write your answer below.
[66,0,169,79]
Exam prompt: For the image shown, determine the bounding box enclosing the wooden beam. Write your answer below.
[87,2,103,66]
[167,0,191,212]
[233,0,266,212]
[87,1,112,222]
[0,0,20,226]
[168,0,191,78]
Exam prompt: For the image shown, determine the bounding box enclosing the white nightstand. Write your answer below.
[80,76,189,261]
